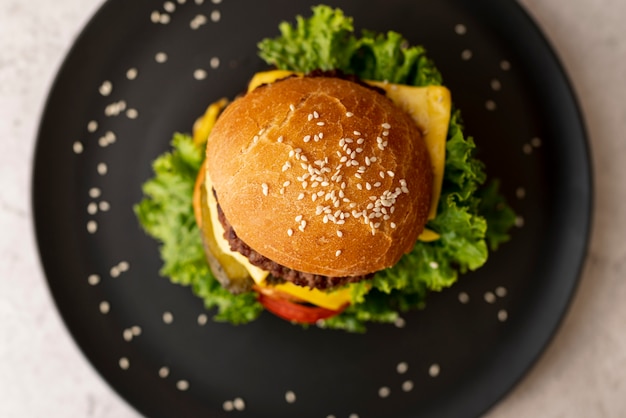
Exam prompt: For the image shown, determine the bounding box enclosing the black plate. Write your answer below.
[33,0,591,417]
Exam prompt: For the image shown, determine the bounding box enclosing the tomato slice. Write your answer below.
[257,291,346,324]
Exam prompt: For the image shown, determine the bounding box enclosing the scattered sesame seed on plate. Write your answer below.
[402,380,414,392]
[461,49,473,60]
[158,366,170,378]
[176,380,190,391]
[396,362,408,374]
[87,120,98,132]
[87,220,98,234]
[222,400,234,411]
[233,397,245,411]
[126,67,138,80]
[210,10,221,22]
[162,311,174,324]
[87,274,100,286]
[498,309,509,322]
[285,391,296,403]
[484,291,496,303]
[119,357,130,370]
[155,52,168,63]
[99,301,110,314]
[458,291,470,304]
[429,363,441,377]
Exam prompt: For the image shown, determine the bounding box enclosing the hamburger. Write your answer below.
[136,6,515,331]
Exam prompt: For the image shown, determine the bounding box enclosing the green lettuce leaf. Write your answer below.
[134,133,263,324]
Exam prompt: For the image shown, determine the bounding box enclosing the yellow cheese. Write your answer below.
[417,228,441,242]
[247,70,451,221]
[247,70,296,92]
[367,81,450,220]
[272,282,353,311]
[204,168,270,284]
[193,98,229,147]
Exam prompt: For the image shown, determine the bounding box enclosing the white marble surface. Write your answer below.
[1,0,624,417]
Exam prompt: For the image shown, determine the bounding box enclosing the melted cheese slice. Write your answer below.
[204,170,270,284]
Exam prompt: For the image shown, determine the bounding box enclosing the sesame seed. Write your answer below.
[366,183,372,190]
[287,228,294,236]
[391,222,397,229]
[387,171,395,177]
[162,311,174,324]
[297,193,305,200]
[337,230,343,237]
[261,183,269,196]
[357,138,365,145]
[370,157,377,162]
[99,301,110,314]
[308,114,314,121]
[377,144,385,150]
[346,112,354,117]
[378,386,391,398]
[379,171,385,178]
[335,250,342,257]
[119,357,130,370]
[353,131,361,136]
[303,135,311,143]
[176,380,190,391]
[429,364,441,377]
[277,135,284,143]
[356,184,363,190]
[313,111,319,118]
[498,309,509,322]
[285,391,296,403]
[301,155,308,162]
[365,157,371,166]
[317,122,325,126]
[495,286,508,297]
[382,123,391,129]
[233,397,246,411]
[158,366,170,378]
[289,104,296,111]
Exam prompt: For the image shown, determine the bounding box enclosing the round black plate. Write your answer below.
[33,1,591,417]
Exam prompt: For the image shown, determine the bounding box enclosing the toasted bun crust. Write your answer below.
[206,76,432,277]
